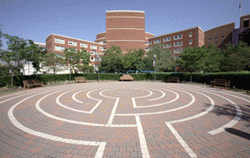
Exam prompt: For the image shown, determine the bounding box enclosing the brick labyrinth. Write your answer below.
[0,82,250,158]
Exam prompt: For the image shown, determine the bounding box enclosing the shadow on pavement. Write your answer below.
[203,103,250,127]
[225,128,250,140]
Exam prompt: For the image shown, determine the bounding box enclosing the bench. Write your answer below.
[75,76,87,83]
[211,79,230,89]
[23,79,43,89]
[167,76,180,83]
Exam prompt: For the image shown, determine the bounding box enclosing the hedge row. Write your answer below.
[1,72,249,90]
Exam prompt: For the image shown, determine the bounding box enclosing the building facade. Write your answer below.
[32,11,250,74]
[148,26,204,59]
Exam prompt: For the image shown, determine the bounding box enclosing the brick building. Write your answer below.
[34,11,250,74]
[148,26,204,59]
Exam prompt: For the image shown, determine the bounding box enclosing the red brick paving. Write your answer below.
[0,82,249,157]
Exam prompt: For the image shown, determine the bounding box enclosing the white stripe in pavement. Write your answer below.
[206,94,242,135]
[106,98,119,126]
[116,88,194,116]
[181,84,250,109]
[36,91,106,127]
[148,88,165,101]
[166,84,243,135]
[166,123,197,158]
[99,89,120,126]
[167,89,215,124]
[135,115,150,158]
[56,89,102,114]
[132,88,179,108]
[7,90,106,158]
[0,86,65,104]
[135,89,153,99]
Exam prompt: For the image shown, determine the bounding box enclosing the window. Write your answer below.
[163,43,171,48]
[221,35,224,39]
[55,46,65,51]
[55,39,65,44]
[103,41,106,44]
[189,40,192,45]
[154,39,161,44]
[244,20,249,28]
[189,32,192,37]
[174,41,182,47]
[208,38,211,41]
[91,57,94,61]
[163,37,171,42]
[149,41,152,45]
[90,45,97,50]
[215,36,217,40]
[145,41,149,44]
[174,48,183,54]
[91,51,96,55]
[80,43,88,48]
[174,34,183,40]
[214,42,217,44]
[99,47,103,50]
[69,41,77,46]
[103,47,106,50]
[145,47,149,51]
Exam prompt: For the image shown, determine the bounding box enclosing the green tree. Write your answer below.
[147,44,176,72]
[220,41,250,72]
[73,48,91,73]
[0,34,45,75]
[122,49,145,72]
[41,52,65,74]
[177,44,222,73]
[99,46,123,73]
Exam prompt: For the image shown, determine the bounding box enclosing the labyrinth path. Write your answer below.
[0,82,249,158]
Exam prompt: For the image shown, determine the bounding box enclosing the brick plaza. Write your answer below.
[0,82,249,158]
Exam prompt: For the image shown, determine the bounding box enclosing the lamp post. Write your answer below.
[96,54,99,82]
[153,54,156,81]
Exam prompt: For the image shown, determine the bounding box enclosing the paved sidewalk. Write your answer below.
[0,82,249,158]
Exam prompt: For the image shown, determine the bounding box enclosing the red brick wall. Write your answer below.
[106,11,145,52]
[45,34,104,65]
[148,27,201,56]
[204,23,235,48]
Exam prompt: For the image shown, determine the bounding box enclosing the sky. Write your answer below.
[0,0,249,49]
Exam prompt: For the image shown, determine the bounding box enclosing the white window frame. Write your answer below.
[174,41,183,47]
[68,41,77,46]
[145,41,149,44]
[91,51,96,55]
[174,34,183,40]
[55,46,65,52]
[90,57,94,61]
[163,43,171,48]
[189,40,192,45]
[80,43,88,48]
[90,45,97,50]
[154,39,161,44]
[189,32,192,37]
[148,41,152,45]
[174,48,183,54]
[55,39,65,44]
[163,37,171,42]
[99,47,103,50]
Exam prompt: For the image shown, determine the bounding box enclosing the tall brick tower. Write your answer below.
[105,10,146,53]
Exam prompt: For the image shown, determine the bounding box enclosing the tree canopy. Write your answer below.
[147,44,176,72]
